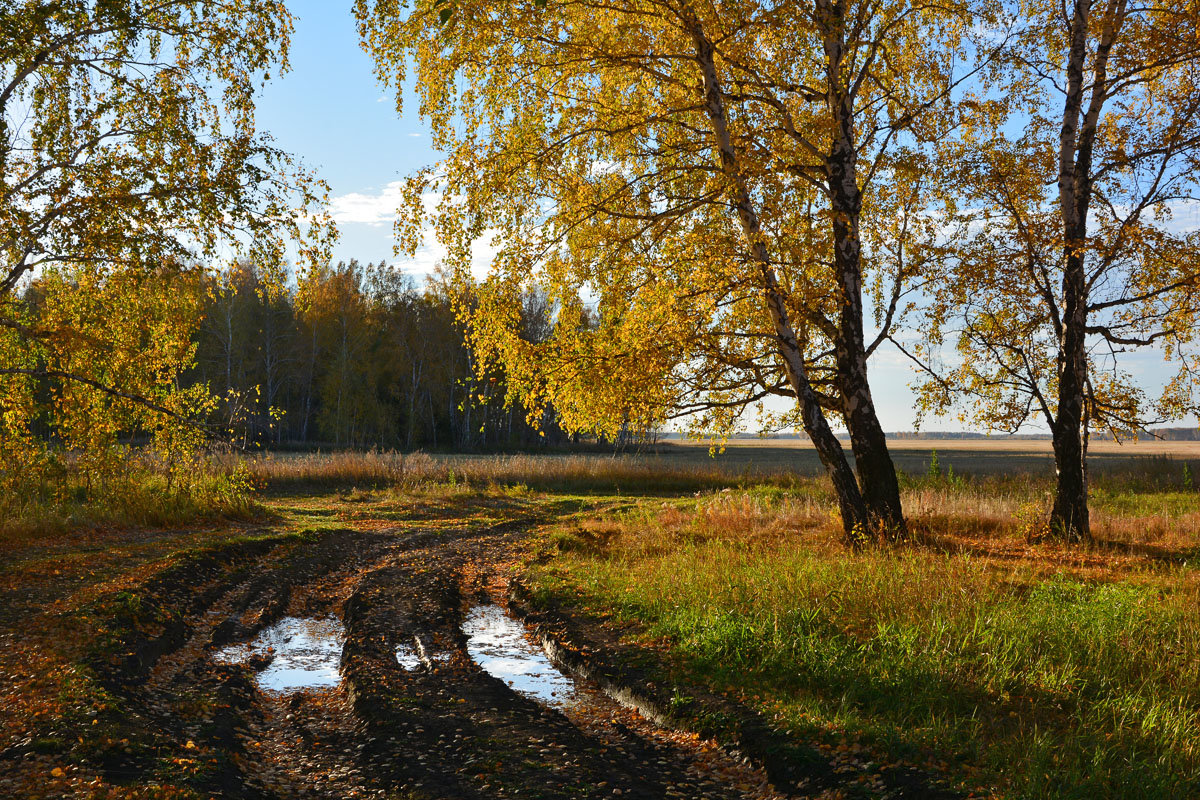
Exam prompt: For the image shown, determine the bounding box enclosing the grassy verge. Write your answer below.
[525,481,1200,799]
[0,460,261,543]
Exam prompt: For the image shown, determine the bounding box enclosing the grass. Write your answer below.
[525,480,1200,799]
[240,448,802,494]
[4,444,1200,798]
[0,459,261,543]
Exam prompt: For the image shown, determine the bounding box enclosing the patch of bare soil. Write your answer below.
[2,513,959,799]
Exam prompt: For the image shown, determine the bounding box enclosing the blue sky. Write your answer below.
[252,1,1186,435]
[255,2,434,267]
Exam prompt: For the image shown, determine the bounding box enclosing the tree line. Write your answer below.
[190,259,564,450]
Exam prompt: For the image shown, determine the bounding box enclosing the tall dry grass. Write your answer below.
[242,449,1200,553]
[241,449,802,493]
[0,457,259,541]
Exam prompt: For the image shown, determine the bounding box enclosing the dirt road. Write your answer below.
[0,512,784,798]
[1,493,957,799]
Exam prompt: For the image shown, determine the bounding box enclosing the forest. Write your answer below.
[188,259,563,450]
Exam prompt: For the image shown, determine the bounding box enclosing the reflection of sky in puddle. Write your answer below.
[215,617,345,692]
[462,605,578,708]
[395,642,423,670]
[394,639,452,670]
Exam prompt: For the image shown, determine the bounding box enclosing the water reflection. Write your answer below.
[216,616,345,692]
[395,641,423,670]
[462,605,578,708]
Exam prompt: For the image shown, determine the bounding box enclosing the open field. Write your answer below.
[656,437,1200,477]
[238,436,1200,488]
[7,438,1196,540]
[1,451,1198,799]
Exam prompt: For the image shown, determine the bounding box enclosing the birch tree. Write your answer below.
[924,0,1200,541]
[358,0,990,540]
[0,0,331,496]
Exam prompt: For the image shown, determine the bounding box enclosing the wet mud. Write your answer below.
[22,516,960,799]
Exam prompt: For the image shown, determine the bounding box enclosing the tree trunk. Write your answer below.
[301,325,318,442]
[840,344,906,536]
[1047,0,1124,542]
[407,358,422,450]
[1050,387,1089,541]
[427,390,438,448]
[685,11,870,542]
[1050,185,1092,541]
[827,157,906,536]
[820,0,906,538]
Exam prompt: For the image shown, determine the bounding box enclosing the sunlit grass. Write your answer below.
[240,449,801,494]
[0,461,261,542]
[527,486,1200,799]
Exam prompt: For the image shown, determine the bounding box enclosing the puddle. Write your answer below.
[395,642,423,670]
[462,605,578,708]
[215,617,345,692]
[396,634,452,670]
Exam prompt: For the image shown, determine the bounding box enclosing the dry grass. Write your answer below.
[5,444,1198,798]
[574,481,1200,578]
[240,449,799,493]
[0,459,260,543]
[243,449,1200,565]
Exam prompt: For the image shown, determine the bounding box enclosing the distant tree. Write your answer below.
[184,256,566,453]
[194,261,296,445]
[296,261,374,446]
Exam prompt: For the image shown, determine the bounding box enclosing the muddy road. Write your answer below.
[1,492,961,800]
[1,512,787,800]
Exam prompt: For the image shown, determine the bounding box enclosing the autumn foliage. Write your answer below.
[1,0,331,519]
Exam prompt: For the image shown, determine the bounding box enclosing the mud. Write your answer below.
[32,516,960,799]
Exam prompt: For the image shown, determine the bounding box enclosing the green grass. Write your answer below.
[527,490,1200,799]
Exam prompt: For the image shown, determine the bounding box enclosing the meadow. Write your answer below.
[2,439,1198,799]
[521,446,1200,798]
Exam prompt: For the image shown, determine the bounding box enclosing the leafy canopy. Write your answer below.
[357,0,983,440]
[0,0,332,509]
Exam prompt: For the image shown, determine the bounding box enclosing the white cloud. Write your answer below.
[376,95,387,103]
[328,181,405,227]
[407,132,422,138]
[406,228,502,281]
[326,182,499,279]
[1158,199,1200,234]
